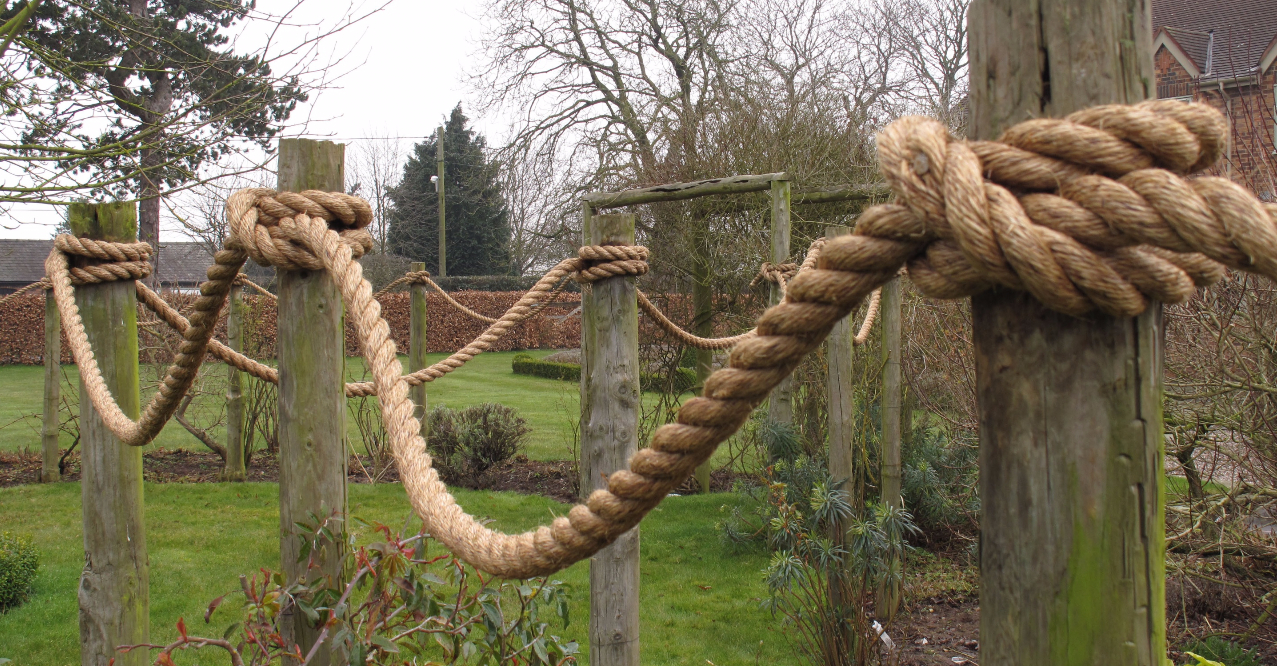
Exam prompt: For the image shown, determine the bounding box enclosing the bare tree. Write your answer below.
[348,133,404,254]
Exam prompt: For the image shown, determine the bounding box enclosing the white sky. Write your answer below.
[0,0,487,239]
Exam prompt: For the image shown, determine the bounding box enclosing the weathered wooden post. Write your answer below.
[223,282,246,482]
[72,201,147,666]
[41,286,60,482]
[409,261,428,437]
[823,223,856,651]
[276,138,347,664]
[765,177,793,426]
[880,276,902,509]
[825,224,854,496]
[969,0,1164,663]
[580,207,640,666]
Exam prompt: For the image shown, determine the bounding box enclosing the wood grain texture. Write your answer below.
[766,178,794,426]
[276,138,347,665]
[825,224,855,495]
[41,287,60,483]
[223,284,246,482]
[71,202,148,666]
[584,172,786,209]
[580,210,640,666]
[410,261,428,437]
[880,277,902,509]
[969,1,1163,662]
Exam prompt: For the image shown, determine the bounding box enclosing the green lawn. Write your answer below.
[0,482,789,665]
[0,351,583,461]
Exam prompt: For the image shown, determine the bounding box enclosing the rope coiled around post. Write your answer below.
[45,99,1277,579]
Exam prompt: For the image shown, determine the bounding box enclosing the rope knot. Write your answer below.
[53,235,154,285]
[575,244,649,283]
[225,188,375,271]
[750,261,800,291]
[866,99,1273,318]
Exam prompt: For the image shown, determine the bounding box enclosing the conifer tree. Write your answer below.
[388,105,512,276]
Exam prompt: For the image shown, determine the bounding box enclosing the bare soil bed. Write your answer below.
[0,448,740,500]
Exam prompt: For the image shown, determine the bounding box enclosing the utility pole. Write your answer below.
[436,126,446,277]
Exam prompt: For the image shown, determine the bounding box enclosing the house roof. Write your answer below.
[1154,0,1277,80]
[0,239,215,286]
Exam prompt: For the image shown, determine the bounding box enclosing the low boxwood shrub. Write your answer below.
[0,532,38,610]
[427,403,531,483]
[512,353,699,394]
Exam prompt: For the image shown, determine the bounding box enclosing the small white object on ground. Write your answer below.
[871,621,895,649]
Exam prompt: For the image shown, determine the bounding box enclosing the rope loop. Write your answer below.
[53,235,155,285]
[575,244,649,283]
[226,188,374,272]
[878,100,1276,318]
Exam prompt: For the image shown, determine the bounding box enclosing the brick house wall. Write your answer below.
[1155,45,1277,199]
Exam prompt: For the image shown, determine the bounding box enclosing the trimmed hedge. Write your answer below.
[512,354,699,394]
[0,532,37,610]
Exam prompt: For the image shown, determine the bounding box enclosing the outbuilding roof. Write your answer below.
[1154,0,1277,81]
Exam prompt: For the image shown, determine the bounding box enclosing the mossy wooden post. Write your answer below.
[880,276,902,509]
[409,261,428,437]
[824,223,856,651]
[825,224,854,498]
[71,201,147,666]
[691,211,713,494]
[765,177,793,426]
[969,0,1165,663]
[276,138,347,664]
[580,207,640,666]
[41,286,60,482]
[223,283,246,482]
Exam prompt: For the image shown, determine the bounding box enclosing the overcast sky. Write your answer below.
[1,0,486,239]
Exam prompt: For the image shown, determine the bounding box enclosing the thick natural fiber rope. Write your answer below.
[853,287,881,346]
[0,279,50,307]
[47,100,1277,579]
[344,249,642,397]
[637,239,827,350]
[232,274,278,302]
[373,270,500,324]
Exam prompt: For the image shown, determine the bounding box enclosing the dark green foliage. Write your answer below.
[900,415,978,535]
[427,403,530,483]
[0,532,37,611]
[512,353,581,382]
[1180,637,1261,666]
[11,1,304,199]
[718,421,919,666]
[389,105,513,275]
[511,354,699,394]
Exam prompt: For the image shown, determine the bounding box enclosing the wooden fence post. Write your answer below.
[824,223,855,650]
[765,177,793,427]
[969,0,1164,663]
[880,276,902,509]
[409,261,428,437]
[276,138,347,664]
[580,207,640,666]
[41,286,60,482]
[223,283,246,482]
[72,201,147,666]
[826,224,854,496]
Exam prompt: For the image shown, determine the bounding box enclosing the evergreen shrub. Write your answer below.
[0,532,37,610]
